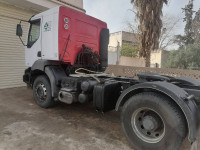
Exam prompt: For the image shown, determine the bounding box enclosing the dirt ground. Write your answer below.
[0,87,199,150]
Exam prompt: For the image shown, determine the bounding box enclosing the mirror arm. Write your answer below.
[20,20,29,23]
[19,36,27,47]
[17,19,29,47]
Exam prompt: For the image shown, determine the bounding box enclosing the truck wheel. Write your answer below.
[121,92,187,150]
[33,75,55,108]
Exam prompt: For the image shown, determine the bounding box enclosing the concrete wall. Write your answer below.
[150,50,170,68]
[119,56,145,67]
[108,50,145,67]
[108,51,118,65]
[106,65,200,80]
[151,50,162,68]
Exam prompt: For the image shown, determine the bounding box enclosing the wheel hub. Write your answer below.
[36,83,47,101]
[142,116,158,131]
[131,108,165,143]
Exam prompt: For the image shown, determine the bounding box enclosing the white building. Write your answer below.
[108,31,139,65]
[109,31,138,51]
[0,0,84,89]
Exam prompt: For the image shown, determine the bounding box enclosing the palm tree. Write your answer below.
[131,0,168,67]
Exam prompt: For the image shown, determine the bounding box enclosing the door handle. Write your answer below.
[37,51,41,57]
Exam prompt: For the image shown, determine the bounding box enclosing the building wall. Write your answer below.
[27,0,59,9]
[121,31,138,46]
[151,50,162,68]
[108,50,169,68]
[0,2,38,89]
[108,31,170,68]
[108,32,170,68]
[150,50,170,68]
[108,49,145,67]
[57,0,83,9]
[109,31,122,48]
[108,31,138,49]
[0,0,83,89]
[0,0,84,12]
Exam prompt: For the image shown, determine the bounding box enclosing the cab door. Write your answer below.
[25,18,42,67]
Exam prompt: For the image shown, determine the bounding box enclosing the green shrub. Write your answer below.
[164,43,200,70]
[120,43,139,57]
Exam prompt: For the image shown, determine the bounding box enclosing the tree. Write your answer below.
[192,8,200,43]
[183,0,195,45]
[175,0,195,47]
[164,43,200,70]
[125,15,181,50]
[120,44,139,57]
[159,15,181,49]
[124,20,140,44]
[131,0,168,67]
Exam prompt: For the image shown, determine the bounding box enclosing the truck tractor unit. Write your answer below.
[16,6,200,150]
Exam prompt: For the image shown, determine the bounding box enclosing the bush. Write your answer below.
[120,43,139,57]
[164,43,200,70]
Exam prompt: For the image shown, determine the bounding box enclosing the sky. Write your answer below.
[83,0,200,35]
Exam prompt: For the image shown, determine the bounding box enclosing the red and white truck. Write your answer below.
[16,6,200,150]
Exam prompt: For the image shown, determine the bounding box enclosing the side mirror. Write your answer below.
[16,24,23,37]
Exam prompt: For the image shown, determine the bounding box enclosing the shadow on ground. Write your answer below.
[0,87,199,150]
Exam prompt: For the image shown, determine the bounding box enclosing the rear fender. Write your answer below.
[116,81,200,143]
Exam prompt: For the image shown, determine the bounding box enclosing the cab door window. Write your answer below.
[27,19,41,48]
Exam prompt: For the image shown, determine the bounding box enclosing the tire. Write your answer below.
[121,92,187,150]
[33,75,55,108]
